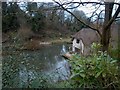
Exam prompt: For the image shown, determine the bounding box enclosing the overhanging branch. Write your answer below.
[53,0,102,38]
[61,1,120,7]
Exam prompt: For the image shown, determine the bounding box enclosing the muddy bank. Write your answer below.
[2,36,71,51]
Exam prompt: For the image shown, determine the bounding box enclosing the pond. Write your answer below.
[2,43,71,88]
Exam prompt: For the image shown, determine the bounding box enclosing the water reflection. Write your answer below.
[60,44,67,54]
[3,43,71,87]
[19,64,37,87]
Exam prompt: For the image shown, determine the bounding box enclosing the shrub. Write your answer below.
[67,43,120,88]
[108,48,120,60]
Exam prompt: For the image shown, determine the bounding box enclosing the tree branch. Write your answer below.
[104,4,120,30]
[53,0,102,38]
[61,1,120,7]
[89,4,101,20]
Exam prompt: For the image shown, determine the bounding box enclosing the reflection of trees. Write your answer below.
[3,43,70,87]
[19,64,36,88]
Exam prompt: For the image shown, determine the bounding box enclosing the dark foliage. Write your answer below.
[2,2,20,32]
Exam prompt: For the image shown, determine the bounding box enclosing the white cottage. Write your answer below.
[72,28,100,55]
[72,38,84,54]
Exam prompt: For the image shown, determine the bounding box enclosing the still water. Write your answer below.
[2,43,71,88]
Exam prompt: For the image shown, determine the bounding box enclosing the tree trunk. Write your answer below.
[101,2,114,52]
[118,22,120,59]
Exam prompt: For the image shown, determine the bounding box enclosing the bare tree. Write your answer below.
[53,0,120,52]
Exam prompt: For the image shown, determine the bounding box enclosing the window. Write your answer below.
[76,39,79,43]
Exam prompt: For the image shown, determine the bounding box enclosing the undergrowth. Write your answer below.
[67,43,120,88]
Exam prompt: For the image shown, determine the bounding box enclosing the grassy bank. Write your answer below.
[47,38,71,44]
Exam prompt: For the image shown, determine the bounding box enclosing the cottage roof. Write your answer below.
[72,28,100,46]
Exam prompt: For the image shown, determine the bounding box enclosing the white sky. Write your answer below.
[29,0,105,17]
[7,0,120,3]
[29,0,118,2]
[7,0,120,18]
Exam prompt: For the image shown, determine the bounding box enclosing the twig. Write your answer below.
[103,81,119,88]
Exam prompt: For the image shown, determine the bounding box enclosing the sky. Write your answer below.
[6,0,120,3]
[21,0,105,18]
[29,0,119,3]
[6,0,120,18]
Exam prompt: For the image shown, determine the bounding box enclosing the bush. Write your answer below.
[67,43,120,88]
[108,48,120,60]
